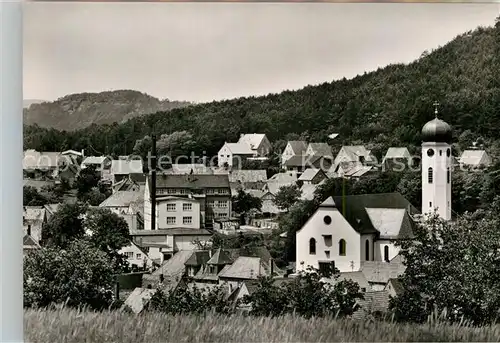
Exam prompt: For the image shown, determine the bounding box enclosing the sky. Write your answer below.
[24,2,500,103]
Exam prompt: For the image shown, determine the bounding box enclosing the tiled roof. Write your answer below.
[99,191,143,208]
[351,290,391,320]
[82,156,108,165]
[148,250,194,280]
[184,250,211,266]
[268,172,298,183]
[322,271,371,290]
[383,147,411,161]
[23,206,46,221]
[331,193,419,236]
[298,168,324,181]
[343,165,375,177]
[237,134,267,150]
[283,155,322,167]
[23,234,40,248]
[218,256,265,279]
[365,208,413,240]
[228,170,267,183]
[360,260,406,284]
[122,287,156,314]
[263,181,297,196]
[23,150,63,169]
[225,143,254,155]
[207,248,238,265]
[336,145,371,162]
[387,278,404,295]
[307,143,333,158]
[152,174,230,189]
[245,189,266,199]
[165,164,212,175]
[287,141,308,155]
[130,228,212,236]
[111,160,144,175]
[459,150,491,166]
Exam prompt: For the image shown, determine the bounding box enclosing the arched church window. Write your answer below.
[384,245,390,262]
[309,238,316,255]
[446,148,451,157]
[365,239,370,261]
[447,168,450,184]
[428,167,433,184]
[339,239,346,256]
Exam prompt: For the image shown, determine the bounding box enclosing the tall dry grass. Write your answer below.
[24,308,500,342]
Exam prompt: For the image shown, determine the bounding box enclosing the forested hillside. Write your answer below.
[24,20,500,159]
[23,90,191,131]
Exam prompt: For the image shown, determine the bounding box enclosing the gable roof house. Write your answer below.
[237,133,272,157]
[229,169,268,194]
[360,255,407,291]
[297,168,327,185]
[81,156,111,174]
[306,143,334,159]
[99,190,144,231]
[296,194,417,274]
[333,146,376,171]
[281,141,308,166]
[459,149,493,168]
[110,159,144,184]
[382,147,413,171]
[23,206,47,245]
[23,150,77,180]
[218,142,256,168]
[142,250,196,288]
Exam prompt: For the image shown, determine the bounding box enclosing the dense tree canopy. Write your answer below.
[23,24,500,166]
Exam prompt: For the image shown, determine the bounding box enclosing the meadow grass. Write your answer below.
[24,308,500,342]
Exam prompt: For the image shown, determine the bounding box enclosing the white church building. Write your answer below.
[296,109,453,273]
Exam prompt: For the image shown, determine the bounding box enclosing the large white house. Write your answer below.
[296,110,453,274]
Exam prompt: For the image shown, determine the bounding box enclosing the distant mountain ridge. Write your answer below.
[23,90,191,131]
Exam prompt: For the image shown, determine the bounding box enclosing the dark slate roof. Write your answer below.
[151,174,230,189]
[288,141,308,155]
[421,117,452,143]
[23,234,40,248]
[130,228,212,236]
[331,193,419,236]
[207,248,237,265]
[184,250,211,266]
[283,155,322,167]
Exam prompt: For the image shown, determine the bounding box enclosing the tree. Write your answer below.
[24,239,116,310]
[232,189,263,224]
[273,184,302,212]
[156,131,197,158]
[148,284,234,315]
[75,165,101,199]
[243,267,363,318]
[84,208,131,272]
[41,202,88,248]
[81,187,108,206]
[390,205,500,325]
[23,186,48,206]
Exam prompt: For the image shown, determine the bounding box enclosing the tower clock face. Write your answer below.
[427,149,435,157]
[446,148,451,157]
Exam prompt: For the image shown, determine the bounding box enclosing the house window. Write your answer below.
[179,189,187,195]
[166,203,176,212]
[206,189,215,194]
[339,239,346,256]
[208,200,215,207]
[136,253,142,259]
[166,217,176,225]
[27,224,31,236]
[218,201,228,208]
[447,168,450,184]
[323,235,332,247]
[309,238,316,255]
[157,189,166,195]
[183,203,192,211]
[124,252,134,259]
[183,216,193,225]
[219,188,229,194]
[323,215,332,225]
[365,239,370,261]
[384,245,390,262]
[318,261,334,277]
[429,201,432,208]
[167,188,176,194]
[439,150,442,156]
[428,167,433,184]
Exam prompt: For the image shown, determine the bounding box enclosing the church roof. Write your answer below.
[421,117,452,143]
[331,193,419,236]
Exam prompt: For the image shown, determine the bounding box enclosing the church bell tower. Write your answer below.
[421,102,452,221]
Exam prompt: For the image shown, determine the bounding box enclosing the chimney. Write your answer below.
[151,134,157,231]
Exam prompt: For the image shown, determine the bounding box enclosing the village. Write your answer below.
[21,110,494,317]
